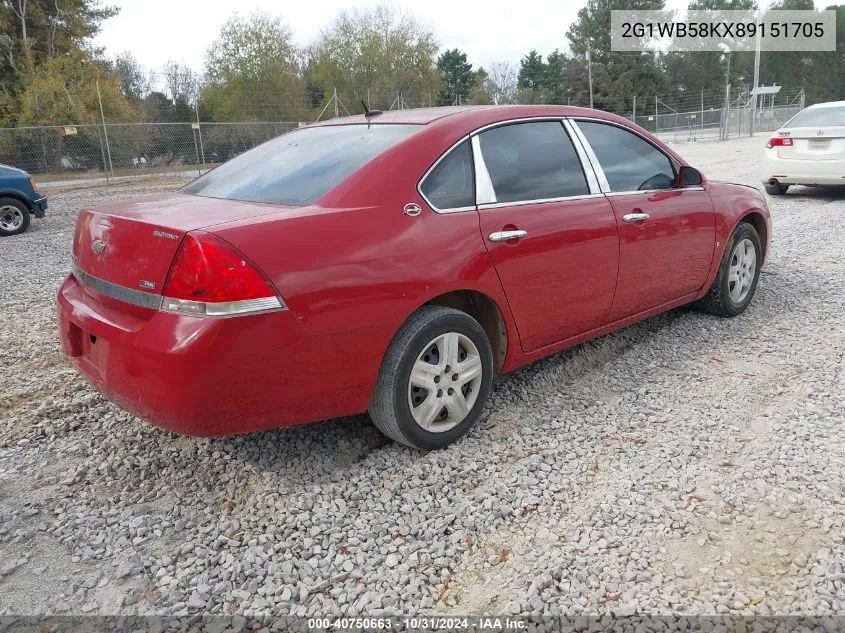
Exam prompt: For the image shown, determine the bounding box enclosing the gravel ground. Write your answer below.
[0,136,843,619]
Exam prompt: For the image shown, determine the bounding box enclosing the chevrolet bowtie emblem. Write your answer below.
[91,239,106,254]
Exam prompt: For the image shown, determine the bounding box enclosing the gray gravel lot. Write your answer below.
[0,136,843,618]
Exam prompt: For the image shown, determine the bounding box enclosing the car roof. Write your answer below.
[310,104,626,129]
[806,100,845,109]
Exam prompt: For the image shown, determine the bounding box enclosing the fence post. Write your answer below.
[195,101,205,172]
[97,126,110,184]
[192,124,201,178]
[96,81,115,182]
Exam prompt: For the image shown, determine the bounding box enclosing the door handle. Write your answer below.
[489,230,528,242]
[622,212,650,223]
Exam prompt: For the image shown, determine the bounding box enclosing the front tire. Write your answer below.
[0,197,30,236]
[369,306,493,450]
[695,222,762,318]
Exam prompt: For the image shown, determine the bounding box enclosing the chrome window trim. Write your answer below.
[604,185,705,197]
[471,135,497,205]
[478,192,605,210]
[568,119,611,193]
[416,134,477,214]
[471,117,597,208]
[71,261,163,310]
[561,119,601,194]
[570,117,692,196]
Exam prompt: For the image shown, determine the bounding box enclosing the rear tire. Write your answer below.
[694,222,762,318]
[0,197,30,236]
[764,182,789,196]
[369,306,493,450]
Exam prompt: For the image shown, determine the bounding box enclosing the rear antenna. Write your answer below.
[362,100,383,118]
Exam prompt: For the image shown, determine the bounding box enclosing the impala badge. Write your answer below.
[403,203,422,217]
[139,280,156,290]
[91,239,106,254]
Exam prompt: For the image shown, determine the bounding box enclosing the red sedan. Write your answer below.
[57,106,770,450]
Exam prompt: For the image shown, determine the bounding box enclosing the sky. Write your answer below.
[92,0,828,76]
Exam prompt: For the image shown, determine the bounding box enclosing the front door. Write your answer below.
[475,121,620,352]
[574,120,716,321]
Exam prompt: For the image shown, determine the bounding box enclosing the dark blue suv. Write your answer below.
[0,163,47,236]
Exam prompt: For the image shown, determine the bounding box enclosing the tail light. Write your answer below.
[162,232,285,317]
[766,137,793,148]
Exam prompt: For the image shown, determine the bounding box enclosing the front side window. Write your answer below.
[182,124,419,206]
[477,121,589,203]
[420,140,475,210]
[578,121,676,192]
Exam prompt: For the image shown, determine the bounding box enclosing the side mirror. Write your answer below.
[678,166,703,187]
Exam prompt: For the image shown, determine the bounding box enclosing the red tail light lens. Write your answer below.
[766,137,793,148]
[162,232,284,317]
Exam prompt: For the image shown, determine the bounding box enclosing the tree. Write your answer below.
[485,61,518,104]
[310,5,440,112]
[545,50,568,104]
[517,50,546,103]
[202,11,304,121]
[0,0,119,123]
[566,0,667,114]
[112,51,147,102]
[18,48,134,124]
[436,48,473,105]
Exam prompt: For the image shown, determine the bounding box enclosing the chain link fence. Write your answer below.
[0,85,806,184]
[0,121,300,183]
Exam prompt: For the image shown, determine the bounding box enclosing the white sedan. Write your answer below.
[762,100,845,195]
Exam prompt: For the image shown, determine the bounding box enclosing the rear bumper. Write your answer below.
[762,150,845,186]
[57,274,382,436]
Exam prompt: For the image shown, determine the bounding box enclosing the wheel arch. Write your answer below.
[0,192,33,212]
[423,289,509,373]
[737,211,768,262]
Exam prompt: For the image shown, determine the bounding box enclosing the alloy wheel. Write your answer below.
[407,331,483,432]
[728,238,756,304]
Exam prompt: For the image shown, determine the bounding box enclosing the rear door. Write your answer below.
[474,120,619,352]
[572,119,716,321]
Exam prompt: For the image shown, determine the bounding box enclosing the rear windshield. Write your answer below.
[786,106,845,128]
[181,124,419,206]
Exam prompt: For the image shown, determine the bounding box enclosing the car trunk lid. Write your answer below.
[72,192,291,299]
[776,126,845,160]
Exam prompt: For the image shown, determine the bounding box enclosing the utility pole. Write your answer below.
[586,45,593,109]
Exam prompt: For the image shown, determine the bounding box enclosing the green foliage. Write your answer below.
[517,50,546,103]
[202,12,304,121]
[18,49,135,124]
[436,48,474,105]
[307,4,441,112]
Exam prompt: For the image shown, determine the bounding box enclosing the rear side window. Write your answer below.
[420,140,475,210]
[477,121,589,203]
[182,124,418,206]
[786,106,845,128]
[577,121,675,192]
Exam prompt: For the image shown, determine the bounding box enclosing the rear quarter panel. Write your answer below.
[211,124,514,412]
